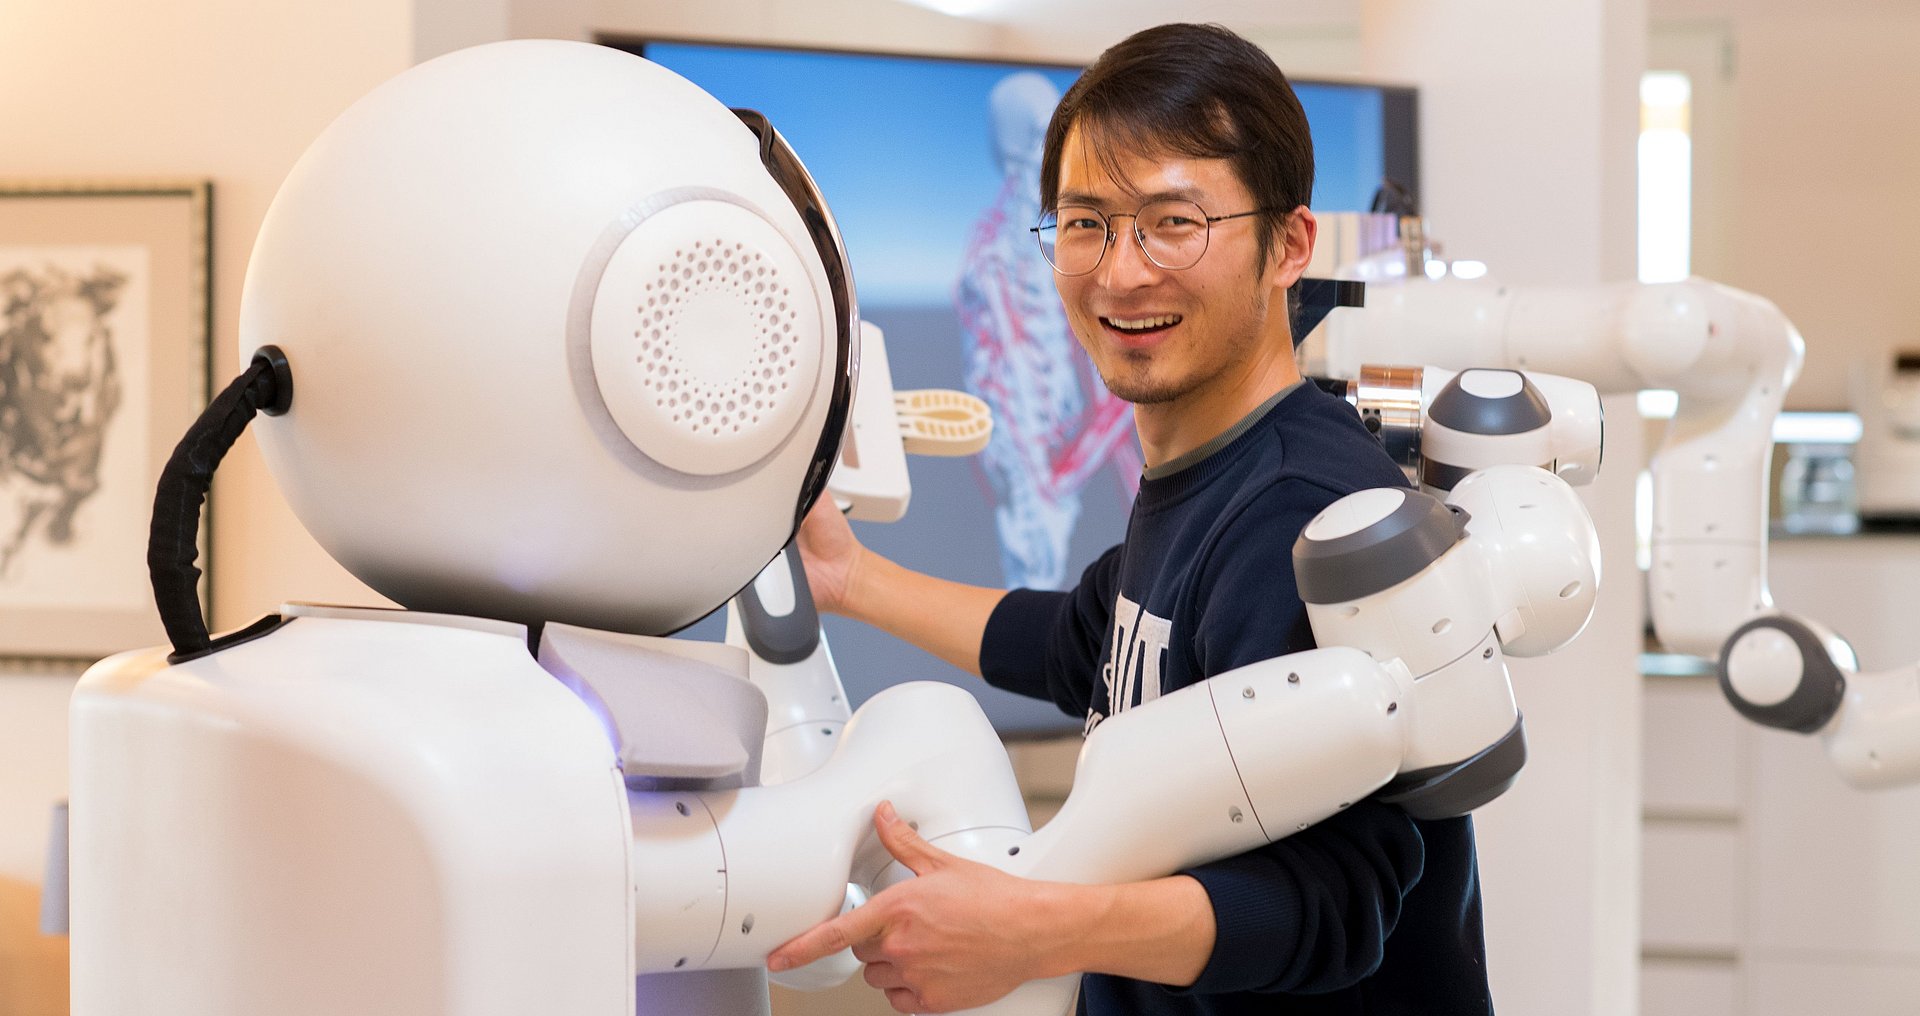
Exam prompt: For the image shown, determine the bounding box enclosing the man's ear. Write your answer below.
[1268,205,1318,291]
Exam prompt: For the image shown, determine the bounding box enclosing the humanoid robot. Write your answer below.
[1315,217,1920,789]
[69,41,1605,1016]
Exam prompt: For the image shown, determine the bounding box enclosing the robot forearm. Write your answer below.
[646,646,1418,1016]
[626,647,1404,975]
[624,681,1029,975]
[932,648,1418,1016]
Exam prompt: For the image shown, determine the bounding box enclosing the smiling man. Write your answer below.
[773,23,1495,1016]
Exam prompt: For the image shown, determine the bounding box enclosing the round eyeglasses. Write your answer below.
[1031,200,1272,277]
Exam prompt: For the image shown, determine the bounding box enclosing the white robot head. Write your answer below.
[239,41,856,635]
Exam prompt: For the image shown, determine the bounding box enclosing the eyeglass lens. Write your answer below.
[1035,200,1214,276]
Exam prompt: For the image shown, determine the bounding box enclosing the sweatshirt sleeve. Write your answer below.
[979,544,1123,718]
[1175,802,1426,994]
[1186,484,1326,675]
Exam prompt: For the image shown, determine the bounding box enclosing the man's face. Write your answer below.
[1051,125,1296,407]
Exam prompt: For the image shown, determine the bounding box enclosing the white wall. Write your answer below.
[1361,0,1642,284]
[1641,537,1920,1016]
[1359,3,1647,1013]
[1243,25,1365,83]
[0,0,428,631]
[992,11,1365,76]
[1647,3,1920,410]
[0,672,81,885]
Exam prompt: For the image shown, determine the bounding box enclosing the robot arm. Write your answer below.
[636,455,1598,1016]
[1316,364,1604,493]
[1720,614,1920,790]
[1326,273,1804,656]
[1322,258,1920,788]
[725,320,993,790]
[723,320,993,990]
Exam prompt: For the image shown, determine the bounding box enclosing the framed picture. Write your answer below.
[0,180,212,661]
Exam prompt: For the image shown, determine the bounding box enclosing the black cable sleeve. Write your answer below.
[148,355,281,659]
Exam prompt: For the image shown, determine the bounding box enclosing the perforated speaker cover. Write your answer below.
[589,199,824,476]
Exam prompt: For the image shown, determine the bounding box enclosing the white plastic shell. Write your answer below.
[1420,416,1552,481]
[1825,663,1920,790]
[1302,486,1407,541]
[723,606,851,785]
[240,40,844,634]
[629,793,729,972]
[1302,465,1594,773]
[1302,510,1499,683]
[685,682,1031,973]
[1531,373,1606,486]
[1724,624,1806,707]
[954,647,1419,1016]
[1405,366,1603,488]
[826,321,912,522]
[589,200,823,477]
[1447,465,1602,658]
[69,613,634,1016]
[1208,649,1411,839]
[1722,617,1920,790]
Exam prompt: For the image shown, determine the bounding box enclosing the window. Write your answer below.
[1638,71,1692,284]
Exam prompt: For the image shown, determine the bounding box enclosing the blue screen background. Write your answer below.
[647,43,1390,307]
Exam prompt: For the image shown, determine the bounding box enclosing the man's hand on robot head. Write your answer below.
[768,801,1057,1014]
[793,496,865,616]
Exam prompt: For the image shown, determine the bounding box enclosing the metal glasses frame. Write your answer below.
[1029,202,1274,276]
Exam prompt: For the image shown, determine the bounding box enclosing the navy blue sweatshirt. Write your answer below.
[980,382,1494,1015]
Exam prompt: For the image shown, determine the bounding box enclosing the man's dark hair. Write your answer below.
[1039,23,1314,269]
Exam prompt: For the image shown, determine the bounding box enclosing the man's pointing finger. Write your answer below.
[767,904,883,973]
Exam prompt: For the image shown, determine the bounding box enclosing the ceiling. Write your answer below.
[906,0,1909,41]
[905,0,1361,38]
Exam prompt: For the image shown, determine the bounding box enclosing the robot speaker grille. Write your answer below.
[635,240,798,436]
[589,199,824,476]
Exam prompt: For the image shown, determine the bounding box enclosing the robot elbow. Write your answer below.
[1717,614,1851,734]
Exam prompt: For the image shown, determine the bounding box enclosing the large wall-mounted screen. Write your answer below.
[612,37,1419,734]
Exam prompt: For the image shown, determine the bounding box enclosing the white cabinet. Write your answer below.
[1640,535,1920,1015]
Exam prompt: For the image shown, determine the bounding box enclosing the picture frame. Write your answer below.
[0,180,212,661]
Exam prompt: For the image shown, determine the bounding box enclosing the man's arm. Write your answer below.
[1173,803,1427,996]
[796,497,1006,676]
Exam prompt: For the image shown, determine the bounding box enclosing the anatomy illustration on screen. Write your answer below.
[957,72,1141,590]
